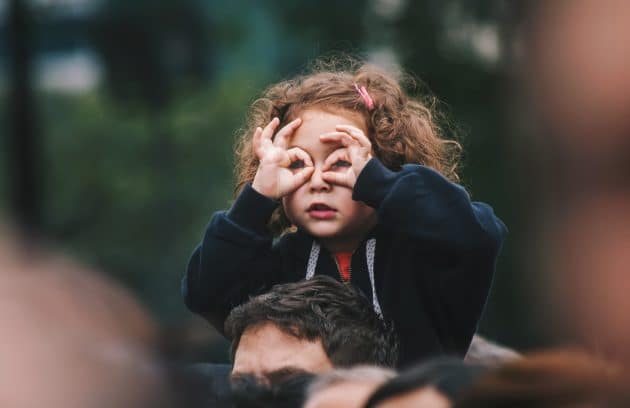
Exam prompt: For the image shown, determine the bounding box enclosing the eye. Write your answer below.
[332,160,351,168]
[289,159,305,169]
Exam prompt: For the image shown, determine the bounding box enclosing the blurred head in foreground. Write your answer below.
[303,365,396,408]
[524,0,630,364]
[0,228,171,407]
[527,0,630,171]
[454,349,629,407]
[364,357,486,408]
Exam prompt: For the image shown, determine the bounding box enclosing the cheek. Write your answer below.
[343,199,374,218]
[283,184,310,208]
[359,206,376,220]
[281,194,297,222]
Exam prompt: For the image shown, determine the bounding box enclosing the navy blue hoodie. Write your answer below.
[184,158,507,367]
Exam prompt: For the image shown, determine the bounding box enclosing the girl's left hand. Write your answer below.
[319,125,372,189]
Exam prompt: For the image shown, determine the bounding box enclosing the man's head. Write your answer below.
[225,275,398,384]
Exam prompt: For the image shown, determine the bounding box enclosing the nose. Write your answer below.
[309,165,330,192]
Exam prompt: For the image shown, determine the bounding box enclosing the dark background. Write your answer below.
[1,0,554,362]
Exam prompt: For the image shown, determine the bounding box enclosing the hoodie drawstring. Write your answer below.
[305,239,383,319]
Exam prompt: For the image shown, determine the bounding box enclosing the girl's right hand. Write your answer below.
[251,117,314,199]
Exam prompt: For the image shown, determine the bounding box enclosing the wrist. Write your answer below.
[252,176,279,200]
[353,157,396,208]
[353,156,371,181]
[229,184,279,234]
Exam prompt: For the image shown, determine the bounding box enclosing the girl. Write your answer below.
[184,58,507,367]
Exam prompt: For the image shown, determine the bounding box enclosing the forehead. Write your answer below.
[288,108,367,153]
[232,322,333,378]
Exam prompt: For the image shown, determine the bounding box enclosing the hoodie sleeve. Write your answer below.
[182,184,282,334]
[354,158,507,251]
[353,158,508,354]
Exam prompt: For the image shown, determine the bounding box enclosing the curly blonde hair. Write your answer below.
[234,56,462,235]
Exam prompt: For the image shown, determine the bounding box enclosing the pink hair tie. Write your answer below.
[354,83,375,111]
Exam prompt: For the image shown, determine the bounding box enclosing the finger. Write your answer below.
[319,131,359,147]
[322,148,351,171]
[273,118,302,149]
[252,127,264,156]
[335,125,371,147]
[286,147,313,167]
[321,171,353,188]
[287,167,315,191]
[261,117,280,142]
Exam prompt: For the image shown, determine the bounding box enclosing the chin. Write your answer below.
[309,230,341,239]
[304,225,341,238]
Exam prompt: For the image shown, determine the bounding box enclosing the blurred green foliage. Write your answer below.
[38,71,263,322]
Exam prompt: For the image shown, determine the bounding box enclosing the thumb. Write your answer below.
[286,167,314,192]
[322,171,354,188]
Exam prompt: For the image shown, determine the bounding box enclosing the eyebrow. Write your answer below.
[230,366,310,385]
[290,142,344,159]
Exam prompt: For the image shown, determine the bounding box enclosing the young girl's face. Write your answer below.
[282,108,377,252]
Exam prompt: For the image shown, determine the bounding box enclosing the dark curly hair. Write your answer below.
[234,55,462,235]
[224,275,399,368]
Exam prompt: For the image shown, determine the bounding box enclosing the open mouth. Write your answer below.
[307,203,337,219]
[308,203,335,211]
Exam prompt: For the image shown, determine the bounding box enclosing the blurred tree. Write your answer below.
[6,0,43,236]
[73,0,215,317]
[90,0,211,110]
[269,0,369,70]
